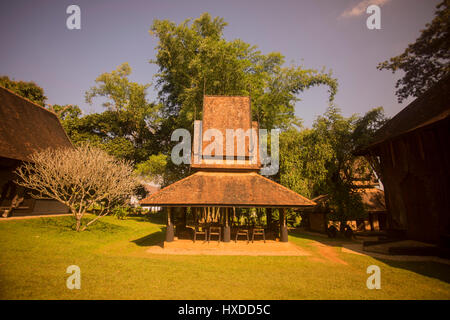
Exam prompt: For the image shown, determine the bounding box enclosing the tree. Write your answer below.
[310,107,365,228]
[149,13,338,185]
[15,145,139,231]
[279,128,332,198]
[47,104,82,122]
[82,63,162,163]
[352,107,389,184]
[150,12,338,131]
[0,75,47,106]
[279,106,388,230]
[377,1,450,102]
[135,153,168,185]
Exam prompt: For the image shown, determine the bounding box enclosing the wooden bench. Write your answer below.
[251,227,266,243]
[193,224,208,243]
[235,227,249,244]
[208,226,221,243]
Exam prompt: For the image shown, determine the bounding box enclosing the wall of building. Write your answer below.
[309,213,327,233]
[376,118,450,244]
[1,158,69,217]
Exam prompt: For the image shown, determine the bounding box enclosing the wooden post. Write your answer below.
[166,207,174,242]
[280,208,288,242]
[183,207,187,227]
[193,207,197,224]
[266,208,272,231]
[223,207,230,242]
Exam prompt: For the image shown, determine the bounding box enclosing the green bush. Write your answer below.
[112,206,130,220]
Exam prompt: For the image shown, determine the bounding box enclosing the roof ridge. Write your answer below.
[0,86,74,150]
[0,85,58,117]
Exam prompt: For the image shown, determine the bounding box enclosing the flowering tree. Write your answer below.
[15,145,139,231]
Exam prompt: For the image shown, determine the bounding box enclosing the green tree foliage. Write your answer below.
[0,75,47,106]
[149,12,338,185]
[315,107,365,224]
[378,1,450,102]
[135,153,168,184]
[48,104,83,122]
[279,106,388,225]
[61,63,161,163]
[279,128,332,198]
[150,12,338,131]
[352,106,389,184]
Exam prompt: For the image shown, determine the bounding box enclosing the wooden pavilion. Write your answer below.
[303,187,387,234]
[140,96,316,243]
[302,158,387,234]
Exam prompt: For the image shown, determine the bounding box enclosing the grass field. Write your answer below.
[0,215,449,300]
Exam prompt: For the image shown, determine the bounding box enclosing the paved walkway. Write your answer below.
[341,241,450,265]
[295,230,450,264]
[0,213,71,221]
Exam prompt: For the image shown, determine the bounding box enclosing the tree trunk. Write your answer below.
[76,217,81,232]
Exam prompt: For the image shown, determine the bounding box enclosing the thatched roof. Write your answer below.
[140,171,316,208]
[0,86,72,162]
[362,75,450,150]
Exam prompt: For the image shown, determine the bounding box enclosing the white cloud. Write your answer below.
[340,0,391,18]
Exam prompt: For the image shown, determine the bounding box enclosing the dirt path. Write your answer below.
[309,242,348,265]
[145,239,311,256]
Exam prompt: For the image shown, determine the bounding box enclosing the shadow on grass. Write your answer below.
[289,230,450,284]
[127,213,165,225]
[23,215,125,234]
[131,227,166,248]
[377,259,450,283]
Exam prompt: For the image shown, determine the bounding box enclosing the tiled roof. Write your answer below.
[140,171,315,207]
[362,75,450,150]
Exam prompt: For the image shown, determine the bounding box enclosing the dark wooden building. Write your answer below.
[359,76,450,245]
[0,86,73,217]
[303,187,387,234]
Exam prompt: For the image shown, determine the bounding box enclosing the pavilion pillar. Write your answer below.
[165,207,174,242]
[266,208,272,231]
[183,207,187,227]
[280,208,288,242]
[193,207,198,224]
[223,208,231,242]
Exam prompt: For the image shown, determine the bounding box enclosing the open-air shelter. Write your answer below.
[140,96,316,243]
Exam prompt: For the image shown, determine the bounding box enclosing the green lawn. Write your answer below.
[0,215,449,299]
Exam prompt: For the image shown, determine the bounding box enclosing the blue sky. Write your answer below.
[0,0,439,127]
